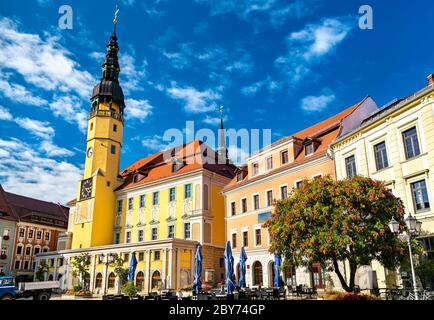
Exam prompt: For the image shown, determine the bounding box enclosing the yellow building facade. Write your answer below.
[332,75,434,289]
[34,23,236,294]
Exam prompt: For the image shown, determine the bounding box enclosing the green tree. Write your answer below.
[122,281,139,298]
[35,260,49,281]
[71,253,91,291]
[265,175,412,292]
[416,257,434,289]
[110,254,128,288]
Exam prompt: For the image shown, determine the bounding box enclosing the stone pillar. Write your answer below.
[53,258,58,282]
[102,256,109,296]
[66,258,74,290]
[89,254,96,292]
[176,248,181,290]
[167,248,173,289]
[162,248,167,289]
[144,250,150,293]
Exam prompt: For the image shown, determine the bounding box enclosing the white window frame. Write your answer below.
[252,193,260,211]
[280,149,289,165]
[397,120,424,162]
[151,226,159,241]
[254,224,262,247]
[279,184,289,200]
[312,173,322,180]
[230,201,236,216]
[252,162,259,176]
[406,175,432,215]
[294,179,303,189]
[265,188,274,207]
[114,232,121,244]
[265,156,273,171]
[240,197,248,213]
[44,231,51,241]
[230,229,237,249]
[16,244,24,256]
[168,224,175,239]
[241,227,249,248]
[137,229,144,242]
[184,222,191,240]
[125,230,132,244]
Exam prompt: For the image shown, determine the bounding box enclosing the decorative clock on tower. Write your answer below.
[80,178,93,200]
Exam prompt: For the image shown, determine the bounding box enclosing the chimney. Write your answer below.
[428,73,434,85]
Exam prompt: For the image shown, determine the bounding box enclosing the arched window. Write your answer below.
[48,274,53,281]
[57,274,63,281]
[252,261,263,286]
[95,273,103,288]
[108,272,116,289]
[151,270,161,290]
[136,271,144,291]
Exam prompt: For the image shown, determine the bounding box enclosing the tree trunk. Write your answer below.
[332,258,351,292]
[348,261,357,292]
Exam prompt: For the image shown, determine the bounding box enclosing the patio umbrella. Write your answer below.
[127,251,138,282]
[224,241,236,294]
[273,254,285,288]
[238,246,247,288]
[193,244,203,294]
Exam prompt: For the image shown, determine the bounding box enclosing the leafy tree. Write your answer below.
[35,260,49,281]
[416,257,434,289]
[265,175,413,292]
[71,253,91,291]
[110,254,128,287]
[122,281,139,298]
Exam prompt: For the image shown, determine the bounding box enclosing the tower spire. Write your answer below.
[218,105,228,163]
[90,9,125,112]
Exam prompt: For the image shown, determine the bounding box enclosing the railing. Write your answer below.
[89,110,123,121]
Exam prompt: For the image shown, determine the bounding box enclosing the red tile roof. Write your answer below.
[0,184,68,227]
[116,140,237,191]
[223,97,369,191]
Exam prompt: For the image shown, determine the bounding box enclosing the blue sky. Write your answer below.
[0,0,433,203]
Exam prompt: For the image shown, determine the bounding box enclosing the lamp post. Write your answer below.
[388,214,422,300]
[101,253,114,296]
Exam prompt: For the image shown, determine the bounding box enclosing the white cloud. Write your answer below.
[88,51,105,61]
[0,105,12,121]
[275,16,353,86]
[119,53,147,93]
[15,117,55,140]
[228,145,250,165]
[49,96,88,133]
[121,0,135,6]
[167,85,221,113]
[141,134,170,152]
[40,140,75,157]
[203,115,227,126]
[241,77,280,96]
[125,98,153,122]
[0,77,48,106]
[0,17,95,99]
[300,90,335,112]
[0,138,81,203]
[195,0,312,27]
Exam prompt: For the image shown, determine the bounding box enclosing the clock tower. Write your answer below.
[71,19,125,249]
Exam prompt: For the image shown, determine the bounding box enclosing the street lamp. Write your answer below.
[388,213,421,300]
[101,253,114,296]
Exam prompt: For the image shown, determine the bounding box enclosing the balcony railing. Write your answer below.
[89,110,123,121]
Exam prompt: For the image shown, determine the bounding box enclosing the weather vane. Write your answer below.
[113,5,120,33]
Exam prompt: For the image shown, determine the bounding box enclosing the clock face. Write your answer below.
[87,147,93,158]
[80,178,93,200]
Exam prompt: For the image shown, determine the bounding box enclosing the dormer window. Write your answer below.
[252,162,259,176]
[172,163,177,173]
[305,142,314,156]
[237,172,243,182]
